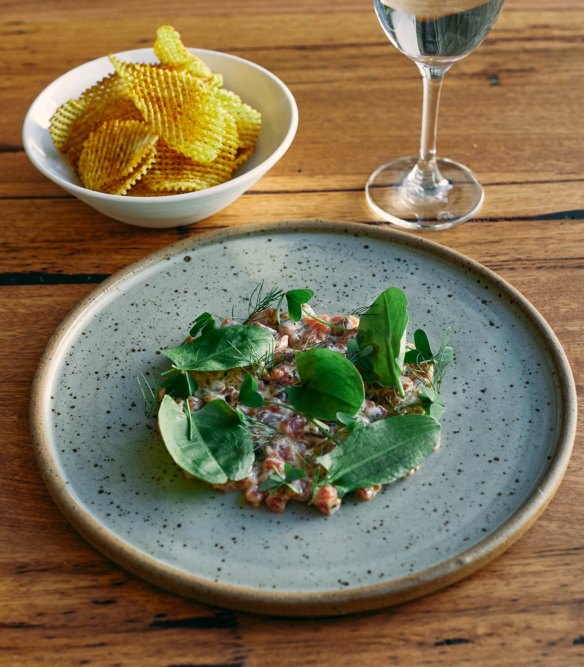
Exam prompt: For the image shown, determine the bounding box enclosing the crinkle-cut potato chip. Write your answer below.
[67,98,143,170]
[126,180,162,197]
[49,98,88,151]
[128,180,185,197]
[138,147,234,193]
[152,25,223,89]
[136,114,239,194]
[216,88,262,150]
[81,72,130,108]
[135,144,235,193]
[111,56,229,164]
[233,145,256,170]
[154,25,213,79]
[78,119,158,195]
[49,73,143,170]
[49,25,262,196]
[107,148,159,195]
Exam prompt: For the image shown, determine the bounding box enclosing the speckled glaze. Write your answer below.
[30,221,576,616]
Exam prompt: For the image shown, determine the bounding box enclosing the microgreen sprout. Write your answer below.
[137,371,160,419]
[189,311,216,338]
[404,326,454,390]
[239,373,265,408]
[258,462,307,493]
[245,282,286,323]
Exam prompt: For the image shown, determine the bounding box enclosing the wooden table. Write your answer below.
[2,0,583,664]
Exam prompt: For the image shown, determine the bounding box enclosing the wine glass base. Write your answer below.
[365,157,484,231]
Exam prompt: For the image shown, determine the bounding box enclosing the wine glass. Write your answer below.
[366,0,505,230]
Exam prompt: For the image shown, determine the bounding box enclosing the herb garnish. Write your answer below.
[238,373,265,408]
[245,282,314,324]
[189,311,216,338]
[287,348,365,421]
[158,396,254,484]
[161,324,274,372]
[259,463,307,493]
[148,284,454,515]
[356,287,409,396]
[319,414,440,497]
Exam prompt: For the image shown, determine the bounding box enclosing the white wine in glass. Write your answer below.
[366,0,505,230]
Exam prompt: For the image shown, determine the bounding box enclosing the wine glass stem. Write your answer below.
[406,64,451,197]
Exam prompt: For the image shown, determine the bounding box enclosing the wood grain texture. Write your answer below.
[1,0,583,665]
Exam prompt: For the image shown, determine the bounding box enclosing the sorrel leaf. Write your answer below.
[326,414,440,497]
[158,396,254,484]
[161,324,274,372]
[287,348,365,420]
[356,287,409,395]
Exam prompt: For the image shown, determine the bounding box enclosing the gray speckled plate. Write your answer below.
[31,221,576,616]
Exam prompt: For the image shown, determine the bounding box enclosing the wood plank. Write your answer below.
[2,0,584,22]
[0,187,583,275]
[1,1,583,665]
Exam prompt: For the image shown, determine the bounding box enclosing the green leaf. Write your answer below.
[434,328,454,386]
[287,348,365,421]
[258,462,306,492]
[356,287,409,395]
[336,411,363,432]
[404,328,434,364]
[315,452,335,471]
[285,288,315,322]
[189,311,216,338]
[347,338,374,365]
[283,463,306,482]
[418,386,445,420]
[346,338,360,355]
[137,372,160,419]
[286,288,314,303]
[258,476,284,492]
[161,325,274,372]
[326,414,440,497]
[160,370,197,400]
[414,328,432,357]
[239,373,265,408]
[158,396,254,484]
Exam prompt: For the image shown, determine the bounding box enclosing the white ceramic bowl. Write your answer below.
[23,48,298,228]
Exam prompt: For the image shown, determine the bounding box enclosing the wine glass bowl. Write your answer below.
[366,0,505,230]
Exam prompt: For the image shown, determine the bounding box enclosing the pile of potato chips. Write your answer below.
[49,26,261,196]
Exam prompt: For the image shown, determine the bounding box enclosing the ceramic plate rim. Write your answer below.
[30,221,577,616]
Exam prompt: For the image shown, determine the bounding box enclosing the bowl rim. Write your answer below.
[22,47,299,201]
